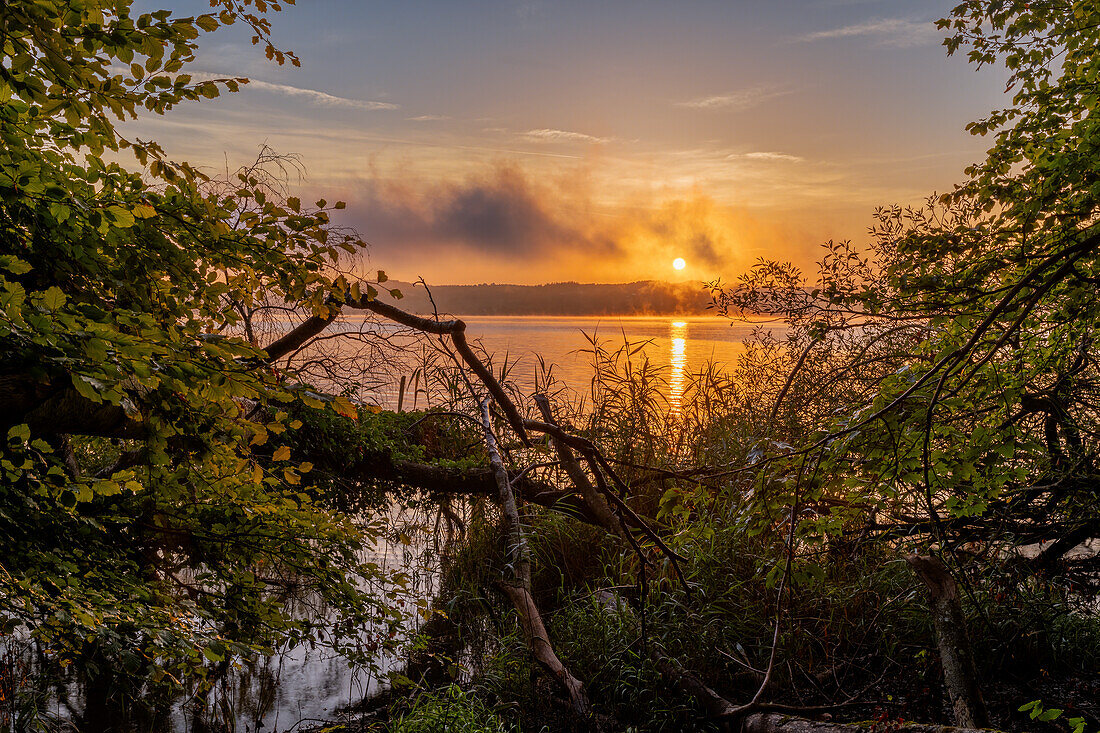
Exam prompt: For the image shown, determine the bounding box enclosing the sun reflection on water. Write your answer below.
[670,320,687,414]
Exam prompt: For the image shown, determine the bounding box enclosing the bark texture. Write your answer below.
[906,555,990,729]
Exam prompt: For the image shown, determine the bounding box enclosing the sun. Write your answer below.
[672,257,686,271]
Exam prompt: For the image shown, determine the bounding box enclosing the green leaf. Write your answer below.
[7,424,30,444]
[41,287,66,310]
[106,206,136,228]
[0,256,32,275]
[71,375,103,402]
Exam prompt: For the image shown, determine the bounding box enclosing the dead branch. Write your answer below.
[534,394,628,541]
[349,297,530,444]
[348,297,689,582]
[478,397,591,718]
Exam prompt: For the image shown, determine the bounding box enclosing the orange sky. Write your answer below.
[125,0,1006,285]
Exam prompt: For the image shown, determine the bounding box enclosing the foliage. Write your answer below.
[278,404,484,507]
[0,0,401,724]
[442,5,1100,726]
[4,0,1100,729]
[1019,700,1090,733]
[707,0,1100,592]
[689,1,1100,725]
[388,684,516,733]
[550,597,716,732]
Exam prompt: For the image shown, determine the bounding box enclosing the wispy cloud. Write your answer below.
[732,151,804,163]
[796,17,940,47]
[187,71,398,111]
[406,114,451,121]
[244,79,399,110]
[676,86,791,111]
[521,128,612,144]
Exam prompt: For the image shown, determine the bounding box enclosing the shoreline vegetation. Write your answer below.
[2,1,1100,732]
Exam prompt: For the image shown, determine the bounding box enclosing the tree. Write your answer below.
[713,0,1100,605]
[678,4,1100,727]
[0,4,645,726]
[0,1,404,725]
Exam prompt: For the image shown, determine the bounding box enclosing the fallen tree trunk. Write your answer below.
[311,449,605,525]
[477,398,591,719]
[741,713,998,733]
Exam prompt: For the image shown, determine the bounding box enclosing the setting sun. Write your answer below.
[672,257,686,270]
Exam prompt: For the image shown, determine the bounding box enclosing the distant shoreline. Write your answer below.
[381,279,715,317]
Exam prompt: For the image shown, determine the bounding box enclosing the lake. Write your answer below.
[332,314,773,411]
[17,315,776,731]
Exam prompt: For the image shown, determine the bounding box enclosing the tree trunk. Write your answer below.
[742,713,996,733]
[906,555,990,729]
[478,398,591,719]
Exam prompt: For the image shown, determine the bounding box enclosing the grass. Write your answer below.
[389,684,515,733]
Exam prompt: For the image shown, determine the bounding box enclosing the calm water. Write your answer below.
[16,316,773,731]
[343,315,769,411]
[460,315,751,387]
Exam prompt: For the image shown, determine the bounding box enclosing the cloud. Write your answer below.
[344,164,595,258]
[243,79,399,110]
[676,86,792,111]
[186,71,399,111]
[796,17,940,47]
[406,114,451,121]
[433,169,582,253]
[521,128,613,144]
[733,151,805,163]
[332,162,800,283]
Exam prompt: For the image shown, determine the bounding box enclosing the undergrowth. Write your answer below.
[377,336,1100,731]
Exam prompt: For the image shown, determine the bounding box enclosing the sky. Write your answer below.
[124,0,1008,285]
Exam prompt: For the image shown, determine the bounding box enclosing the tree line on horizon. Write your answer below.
[382,279,714,317]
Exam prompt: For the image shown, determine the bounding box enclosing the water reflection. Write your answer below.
[669,321,687,414]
